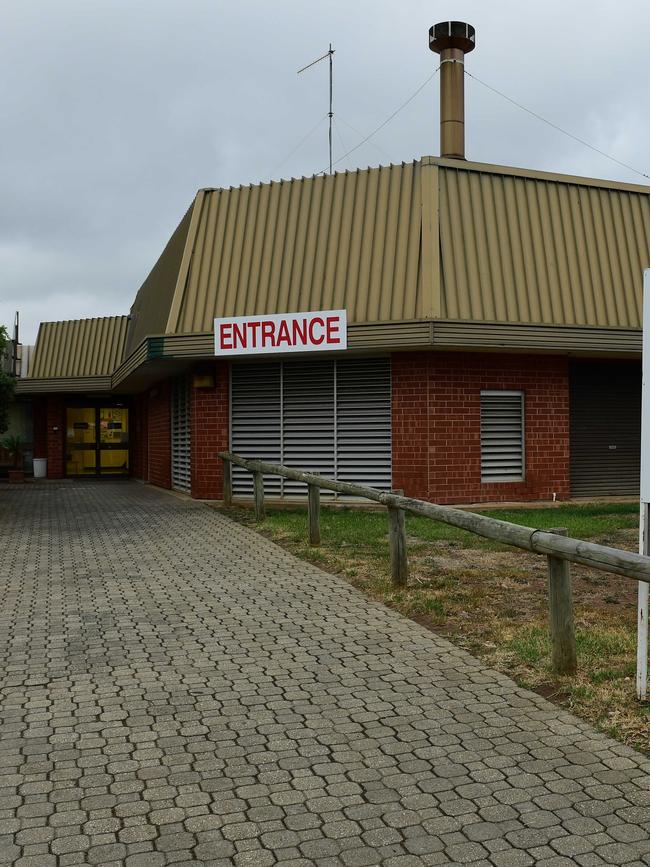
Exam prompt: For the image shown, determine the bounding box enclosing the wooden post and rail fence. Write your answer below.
[219,451,650,678]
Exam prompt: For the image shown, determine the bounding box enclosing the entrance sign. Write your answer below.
[638,269,650,700]
[214,310,347,357]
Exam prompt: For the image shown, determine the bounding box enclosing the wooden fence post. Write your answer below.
[223,459,232,507]
[215,452,650,584]
[388,499,408,587]
[547,527,577,676]
[308,483,321,546]
[253,471,265,522]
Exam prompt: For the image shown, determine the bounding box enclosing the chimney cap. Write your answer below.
[429,21,476,55]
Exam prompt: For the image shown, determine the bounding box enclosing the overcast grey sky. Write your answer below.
[2,0,649,343]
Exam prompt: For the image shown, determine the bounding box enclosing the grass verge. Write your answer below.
[219,501,650,754]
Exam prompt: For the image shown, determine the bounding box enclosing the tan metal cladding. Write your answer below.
[28,155,650,385]
[165,161,428,333]
[439,161,650,327]
[28,316,129,378]
[164,157,650,335]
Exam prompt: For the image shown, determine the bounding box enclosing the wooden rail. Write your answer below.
[219,452,650,676]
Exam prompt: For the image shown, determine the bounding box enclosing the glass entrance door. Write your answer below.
[99,407,129,475]
[66,407,97,476]
[66,406,129,477]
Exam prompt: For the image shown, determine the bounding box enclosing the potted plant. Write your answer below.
[2,434,25,483]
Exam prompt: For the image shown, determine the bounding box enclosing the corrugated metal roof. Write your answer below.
[28,316,129,378]
[15,375,113,394]
[165,161,432,333]
[159,156,650,335]
[25,155,650,388]
[124,204,194,357]
[437,159,650,327]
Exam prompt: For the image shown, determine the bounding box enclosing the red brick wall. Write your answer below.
[392,351,570,504]
[131,394,149,482]
[46,396,65,479]
[148,380,171,489]
[190,362,229,500]
[391,354,430,501]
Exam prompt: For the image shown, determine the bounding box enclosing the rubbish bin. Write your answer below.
[33,458,47,479]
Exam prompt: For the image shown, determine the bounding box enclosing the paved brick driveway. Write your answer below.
[1,481,650,866]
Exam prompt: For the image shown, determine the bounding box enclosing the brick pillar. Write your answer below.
[46,396,65,479]
[391,352,430,500]
[131,394,149,482]
[148,380,171,489]
[190,362,229,500]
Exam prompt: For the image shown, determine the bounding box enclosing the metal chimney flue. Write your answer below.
[429,21,475,159]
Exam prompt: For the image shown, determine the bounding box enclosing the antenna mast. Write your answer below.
[298,44,335,174]
[12,311,19,378]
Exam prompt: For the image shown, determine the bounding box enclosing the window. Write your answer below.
[480,391,524,482]
[171,376,191,492]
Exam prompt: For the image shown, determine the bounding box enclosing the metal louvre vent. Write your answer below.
[337,358,392,490]
[231,363,282,497]
[283,361,335,498]
[480,391,524,482]
[171,375,191,492]
[231,357,392,498]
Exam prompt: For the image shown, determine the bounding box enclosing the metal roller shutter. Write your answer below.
[570,361,641,497]
[171,376,191,492]
[230,357,392,498]
[480,391,525,482]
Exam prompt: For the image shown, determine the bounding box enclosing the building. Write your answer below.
[1,314,34,476]
[14,22,650,503]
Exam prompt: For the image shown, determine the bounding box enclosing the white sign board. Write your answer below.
[638,270,650,700]
[214,310,347,357]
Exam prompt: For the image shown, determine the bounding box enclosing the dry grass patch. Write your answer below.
[219,501,650,754]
